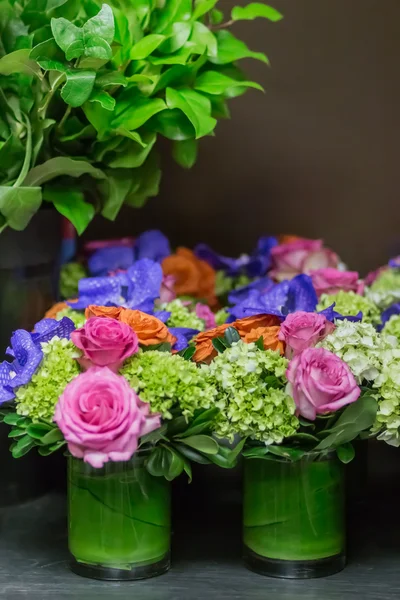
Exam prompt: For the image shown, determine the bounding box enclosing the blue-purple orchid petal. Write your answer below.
[88,246,135,276]
[228,277,273,305]
[169,327,199,351]
[381,302,400,327]
[134,230,171,263]
[319,305,363,323]
[389,256,400,269]
[68,276,124,309]
[154,311,171,323]
[8,330,43,388]
[0,361,16,403]
[124,259,163,311]
[32,317,75,344]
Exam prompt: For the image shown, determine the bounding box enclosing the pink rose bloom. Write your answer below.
[310,268,364,298]
[71,317,138,370]
[159,275,176,303]
[286,347,360,421]
[195,303,217,329]
[279,311,335,358]
[55,367,161,468]
[270,239,339,281]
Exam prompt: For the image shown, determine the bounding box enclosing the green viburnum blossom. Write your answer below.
[215,271,251,297]
[371,353,400,446]
[318,320,392,384]
[60,263,87,299]
[121,350,217,420]
[382,315,400,344]
[317,290,381,325]
[207,341,298,443]
[15,338,80,421]
[56,307,86,328]
[215,308,229,326]
[366,269,400,310]
[161,299,205,331]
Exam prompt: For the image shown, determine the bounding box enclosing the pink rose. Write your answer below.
[286,347,360,421]
[159,274,176,304]
[55,367,161,468]
[270,239,339,281]
[195,303,217,329]
[71,317,138,370]
[279,311,335,358]
[310,268,364,298]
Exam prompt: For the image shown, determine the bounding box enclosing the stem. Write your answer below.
[212,19,234,30]
[57,105,71,131]
[38,72,66,121]
[13,115,32,188]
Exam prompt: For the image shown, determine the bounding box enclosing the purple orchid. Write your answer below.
[380,302,400,328]
[88,246,135,276]
[32,317,75,344]
[228,277,273,305]
[134,230,171,263]
[389,256,400,269]
[169,327,199,351]
[195,235,278,278]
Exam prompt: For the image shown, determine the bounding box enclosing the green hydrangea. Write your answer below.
[56,307,86,328]
[215,271,251,297]
[382,315,400,344]
[367,269,400,310]
[206,341,299,443]
[121,350,217,420]
[317,290,381,325]
[15,338,80,421]
[162,299,205,331]
[215,308,229,326]
[319,320,389,384]
[371,352,400,446]
[60,262,87,299]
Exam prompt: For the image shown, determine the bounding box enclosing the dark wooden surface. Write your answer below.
[0,462,399,600]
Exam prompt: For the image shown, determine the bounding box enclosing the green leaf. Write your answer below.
[154,0,192,34]
[51,4,114,61]
[0,186,42,230]
[192,0,218,20]
[112,95,167,131]
[149,45,193,66]
[89,89,115,111]
[164,446,185,481]
[212,337,227,354]
[287,432,319,444]
[211,30,269,65]
[8,428,27,438]
[180,434,219,455]
[41,427,64,445]
[177,421,213,438]
[159,22,192,54]
[195,70,263,95]
[189,21,217,58]
[231,3,283,22]
[255,336,264,351]
[100,170,133,220]
[191,407,219,425]
[336,443,355,464]
[139,424,168,446]
[172,442,211,464]
[24,157,105,186]
[43,187,94,234]
[267,445,305,461]
[61,70,96,107]
[0,49,41,77]
[182,456,192,481]
[146,446,171,477]
[95,71,128,88]
[26,422,54,439]
[210,8,224,24]
[242,445,269,458]
[108,132,157,168]
[3,413,22,426]
[152,108,195,140]
[124,151,161,208]
[131,34,166,59]
[172,139,197,168]
[178,345,196,361]
[224,326,241,346]
[11,434,36,458]
[37,58,68,72]
[30,38,66,62]
[165,87,216,138]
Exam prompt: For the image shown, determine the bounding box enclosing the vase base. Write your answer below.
[243,547,346,579]
[69,553,170,581]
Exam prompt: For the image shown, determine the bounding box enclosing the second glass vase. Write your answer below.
[243,453,345,579]
[68,455,171,580]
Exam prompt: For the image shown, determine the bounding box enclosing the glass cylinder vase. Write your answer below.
[68,455,171,580]
[243,453,345,579]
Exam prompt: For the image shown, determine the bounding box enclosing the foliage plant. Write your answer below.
[0,0,282,233]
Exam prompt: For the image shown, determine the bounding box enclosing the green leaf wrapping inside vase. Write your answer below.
[166,87,216,138]
[43,187,95,234]
[231,3,283,22]
[0,186,42,230]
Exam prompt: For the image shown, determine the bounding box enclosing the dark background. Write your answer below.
[84,0,400,275]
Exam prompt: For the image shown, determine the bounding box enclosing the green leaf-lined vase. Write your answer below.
[68,455,170,580]
[243,453,345,579]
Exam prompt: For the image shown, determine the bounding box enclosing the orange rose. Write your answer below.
[162,248,216,305]
[85,305,123,320]
[44,302,68,319]
[193,323,231,363]
[119,309,176,347]
[235,315,285,355]
[234,314,281,334]
[279,234,303,244]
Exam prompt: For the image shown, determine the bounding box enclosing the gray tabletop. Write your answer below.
[0,467,398,600]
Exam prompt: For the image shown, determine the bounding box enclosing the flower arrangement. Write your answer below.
[0,0,282,233]
[0,308,236,479]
